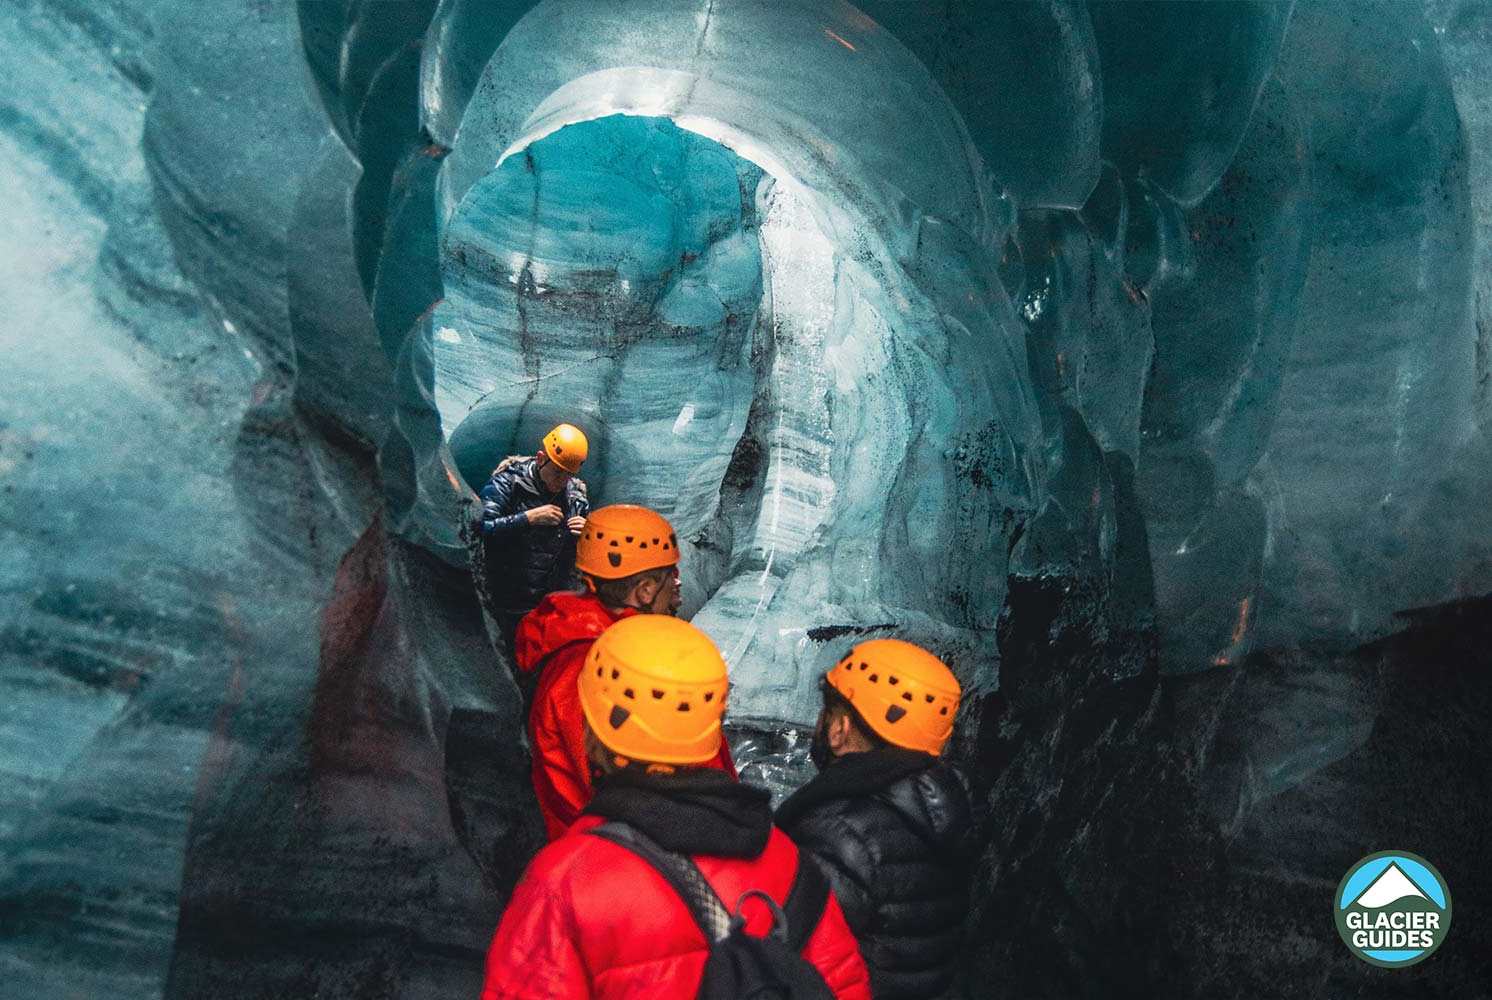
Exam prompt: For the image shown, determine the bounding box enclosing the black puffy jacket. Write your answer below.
[776,747,974,1000]
[475,456,589,612]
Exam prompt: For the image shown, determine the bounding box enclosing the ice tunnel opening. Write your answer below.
[433,112,869,761]
[437,111,765,589]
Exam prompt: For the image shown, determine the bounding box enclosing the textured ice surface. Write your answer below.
[3,0,1491,996]
[0,3,351,996]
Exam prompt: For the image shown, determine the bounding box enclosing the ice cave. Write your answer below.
[2,0,1490,996]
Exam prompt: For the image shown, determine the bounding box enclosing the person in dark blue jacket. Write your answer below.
[473,424,591,650]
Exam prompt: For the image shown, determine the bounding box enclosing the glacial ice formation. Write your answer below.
[428,0,1049,720]
[3,1,1491,998]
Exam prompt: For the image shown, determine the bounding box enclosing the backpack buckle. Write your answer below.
[734,888,791,942]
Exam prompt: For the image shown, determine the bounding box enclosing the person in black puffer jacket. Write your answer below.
[473,424,591,650]
[776,639,974,1000]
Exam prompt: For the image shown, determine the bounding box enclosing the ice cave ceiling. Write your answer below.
[2,0,1491,997]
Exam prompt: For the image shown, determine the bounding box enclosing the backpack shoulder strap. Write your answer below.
[532,635,594,675]
[782,852,831,952]
[589,821,733,942]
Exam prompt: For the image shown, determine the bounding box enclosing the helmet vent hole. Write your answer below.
[925,694,935,703]
[902,692,913,702]
[626,536,634,543]
[623,688,635,700]
[652,689,665,699]
[859,662,869,671]
[596,667,603,677]
[868,673,879,683]
[610,540,619,547]
[597,532,604,539]
[888,676,899,685]
[703,692,714,702]
[885,705,907,724]
[610,669,620,680]
[639,542,647,549]
[652,538,659,545]
[939,707,949,715]
[677,702,691,712]
[608,706,630,729]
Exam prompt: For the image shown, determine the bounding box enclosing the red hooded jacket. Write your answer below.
[480,815,872,1000]
[515,592,736,840]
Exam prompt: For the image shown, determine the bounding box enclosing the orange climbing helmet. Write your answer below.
[542,423,588,474]
[575,504,680,580]
[824,638,961,755]
[578,615,729,764]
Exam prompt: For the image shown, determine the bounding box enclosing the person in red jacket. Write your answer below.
[481,615,871,1000]
[515,503,734,839]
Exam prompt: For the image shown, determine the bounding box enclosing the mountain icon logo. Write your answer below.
[1334,851,1452,968]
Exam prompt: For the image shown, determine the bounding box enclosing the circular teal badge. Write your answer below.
[1334,851,1451,968]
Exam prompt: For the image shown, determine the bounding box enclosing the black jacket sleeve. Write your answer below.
[478,472,528,536]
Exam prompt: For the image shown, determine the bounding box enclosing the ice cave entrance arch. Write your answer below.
[434,108,857,727]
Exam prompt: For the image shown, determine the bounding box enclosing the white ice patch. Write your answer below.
[436,326,462,344]
[672,403,696,434]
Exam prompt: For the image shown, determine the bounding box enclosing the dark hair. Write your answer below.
[819,678,887,749]
[590,565,674,608]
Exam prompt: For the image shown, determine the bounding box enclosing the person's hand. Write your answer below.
[526,504,564,527]
[567,515,586,537]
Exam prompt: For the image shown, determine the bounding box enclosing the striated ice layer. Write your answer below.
[0,3,334,996]
[689,178,840,699]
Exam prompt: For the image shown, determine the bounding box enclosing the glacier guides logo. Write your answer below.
[1335,851,1451,967]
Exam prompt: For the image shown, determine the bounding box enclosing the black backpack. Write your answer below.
[590,821,836,1000]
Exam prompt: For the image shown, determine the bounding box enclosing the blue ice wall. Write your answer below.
[1,1,1490,997]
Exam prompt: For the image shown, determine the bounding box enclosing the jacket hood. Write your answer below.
[513,590,633,673]
[493,454,537,490]
[881,759,973,854]
[586,767,773,858]
[777,747,972,854]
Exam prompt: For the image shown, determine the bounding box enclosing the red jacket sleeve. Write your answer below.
[480,863,590,1000]
[801,889,872,1000]
[528,655,593,841]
